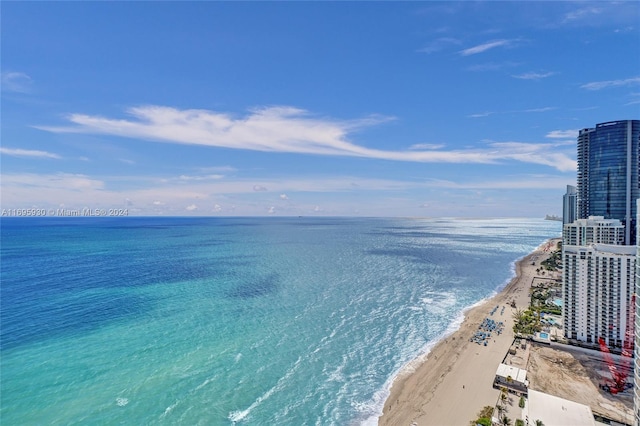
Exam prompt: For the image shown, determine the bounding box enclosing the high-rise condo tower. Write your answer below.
[576,120,640,245]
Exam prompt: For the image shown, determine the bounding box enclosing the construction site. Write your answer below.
[507,254,635,425]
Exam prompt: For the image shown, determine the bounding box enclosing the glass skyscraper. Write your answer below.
[577,120,640,245]
[563,184,577,225]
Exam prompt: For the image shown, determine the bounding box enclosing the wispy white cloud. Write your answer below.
[459,39,517,56]
[425,174,574,190]
[417,37,461,54]
[467,61,521,72]
[178,174,225,181]
[1,71,33,93]
[1,172,104,190]
[614,26,635,34]
[580,77,640,90]
[546,129,579,139]
[0,147,62,159]
[196,166,237,174]
[37,105,574,171]
[408,143,446,150]
[570,106,598,111]
[37,105,394,157]
[625,92,640,105]
[185,204,198,211]
[467,106,555,118]
[522,106,556,113]
[467,112,494,118]
[480,141,576,171]
[512,71,556,80]
[563,6,603,23]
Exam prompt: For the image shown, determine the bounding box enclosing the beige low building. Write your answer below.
[493,363,528,395]
[522,389,595,426]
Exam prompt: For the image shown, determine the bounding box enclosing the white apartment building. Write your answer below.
[563,243,635,347]
[563,216,625,246]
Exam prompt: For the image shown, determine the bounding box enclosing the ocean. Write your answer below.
[0,217,560,425]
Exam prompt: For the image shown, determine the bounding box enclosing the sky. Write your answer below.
[1,1,639,217]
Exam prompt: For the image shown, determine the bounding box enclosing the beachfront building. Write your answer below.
[493,363,528,396]
[563,185,577,225]
[634,199,640,426]
[576,120,640,245]
[563,216,625,246]
[562,243,636,348]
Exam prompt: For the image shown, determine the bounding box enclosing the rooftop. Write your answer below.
[523,389,595,426]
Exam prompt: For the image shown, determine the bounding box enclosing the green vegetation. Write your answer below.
[512,308,542,335]
[518,396,525,408]
[540,307,561,316]
[515,420,525,426]
[530,284,561,320]
[540,248,561,271]
[471,406,494,426]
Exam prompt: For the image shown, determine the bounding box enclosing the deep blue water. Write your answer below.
[0,217,560,425]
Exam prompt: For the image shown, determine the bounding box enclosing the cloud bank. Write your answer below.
[37,105,575,171]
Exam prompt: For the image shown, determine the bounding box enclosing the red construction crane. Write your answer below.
[598,294,635,395]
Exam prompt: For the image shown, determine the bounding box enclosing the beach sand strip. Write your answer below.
[378,238,560,426]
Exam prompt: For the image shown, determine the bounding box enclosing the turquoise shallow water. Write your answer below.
[0,217,560,425]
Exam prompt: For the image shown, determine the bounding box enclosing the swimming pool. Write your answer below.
[552,298,563,307]
[539,332,549,339]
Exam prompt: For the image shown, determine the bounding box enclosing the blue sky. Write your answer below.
[2,1,639,217]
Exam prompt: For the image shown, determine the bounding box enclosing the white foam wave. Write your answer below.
[356,299,482,426]
[194,377,214,392]
[228,408,250,423]
[228,355,302,423]
[356,236,556,425]
[161,400,178,418]
[327,355,347,383]
[116,397,129,407]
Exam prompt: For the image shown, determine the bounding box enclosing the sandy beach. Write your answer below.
[379,238,560,426]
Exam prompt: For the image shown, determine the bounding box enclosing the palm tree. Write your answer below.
[535,420,544,426]
[501,415,512,426]
[513,308,524,321]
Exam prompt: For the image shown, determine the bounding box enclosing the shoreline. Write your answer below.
[378,238,559,426]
